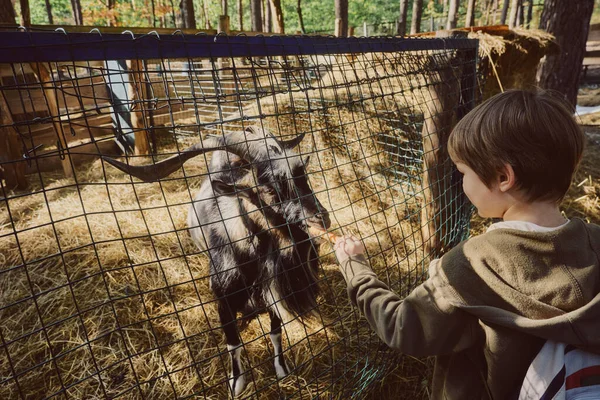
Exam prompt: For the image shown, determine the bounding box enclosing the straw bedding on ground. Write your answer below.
[0,67,434,398]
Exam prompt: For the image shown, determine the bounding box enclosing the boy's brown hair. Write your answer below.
[448,89,585,203]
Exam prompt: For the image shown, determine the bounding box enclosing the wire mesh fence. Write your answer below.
[0,30,478,399]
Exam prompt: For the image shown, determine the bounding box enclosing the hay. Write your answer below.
[466,27,556,98]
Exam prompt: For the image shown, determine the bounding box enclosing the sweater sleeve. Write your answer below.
[338,255,481,357]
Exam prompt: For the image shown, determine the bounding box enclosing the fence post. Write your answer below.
[30,62,75,179]
[420,30,474,259]
[127,59,151,155]
[0,94,27,189]
[335,18,343,37]
[219,15,231,33]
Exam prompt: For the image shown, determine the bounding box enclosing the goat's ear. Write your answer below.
[279,132,306,149]
[211,179,236,196]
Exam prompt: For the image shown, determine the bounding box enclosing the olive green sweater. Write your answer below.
[337,219,600,399]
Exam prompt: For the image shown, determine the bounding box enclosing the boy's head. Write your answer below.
[448,89,585,203]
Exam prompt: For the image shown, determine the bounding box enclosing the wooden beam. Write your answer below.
[30,62,75,178]
[219,15,231,33]
[126,59,150,155]
[420,31,469,259]
[0,93,27,189]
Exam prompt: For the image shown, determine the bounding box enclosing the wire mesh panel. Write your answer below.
[0,31,478,399]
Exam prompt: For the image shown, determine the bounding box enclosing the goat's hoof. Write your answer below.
[229,373,247,397]
[274,356,290,379]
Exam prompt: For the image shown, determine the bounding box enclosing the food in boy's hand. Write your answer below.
[308,226,339,243]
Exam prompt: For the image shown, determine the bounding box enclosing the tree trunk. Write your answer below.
[180,0,195,28]
[203,0,212,28]
[483,0,490,25]
[411,0,423,34]
[465,0,475,27]
[0,0,16,23]
[537,0,594,107]
[335,0,348,37]
[44,0,53,24]
[525,0,532,28]
[250,0,262,31]
[491,0,498,24]
[19,0,30,25]
[296,0,306,33]
[238,0,243,30]
[169,0,177,27]
[508,0,518,28]
[269,0,283,33]
[150,0,156,26]
[70,0,83,24]
[446,0,458,29]
[398,0,409,35]
[500,0,509,24]
[264,0,271,31]
[107,0,116,26]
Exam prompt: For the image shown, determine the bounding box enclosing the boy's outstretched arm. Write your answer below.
[334,236,480,357]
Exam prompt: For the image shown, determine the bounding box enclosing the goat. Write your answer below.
[104,126,331,396]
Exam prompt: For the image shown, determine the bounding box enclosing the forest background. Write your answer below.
[9,0,600,37]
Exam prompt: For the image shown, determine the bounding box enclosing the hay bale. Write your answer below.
[468,26,556,98]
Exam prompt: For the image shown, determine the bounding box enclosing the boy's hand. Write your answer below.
[334,235,365,260]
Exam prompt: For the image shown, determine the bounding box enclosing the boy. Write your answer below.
[334,90,600,399]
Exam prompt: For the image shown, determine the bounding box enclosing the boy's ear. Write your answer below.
[498,163,516,192]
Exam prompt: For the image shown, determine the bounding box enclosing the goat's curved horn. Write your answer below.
[103,141,226,182]
[278,131,306,149]
[245,125,305,150]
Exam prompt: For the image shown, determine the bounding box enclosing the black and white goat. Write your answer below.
[104,126,330,396]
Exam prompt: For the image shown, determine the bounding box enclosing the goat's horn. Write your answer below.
[278,131,306,149]
[207,132,258,161]
[103,142,226,182]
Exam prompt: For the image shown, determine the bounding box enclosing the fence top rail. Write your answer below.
[0,31,478,63]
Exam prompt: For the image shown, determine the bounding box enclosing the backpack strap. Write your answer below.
[519,341,600,400]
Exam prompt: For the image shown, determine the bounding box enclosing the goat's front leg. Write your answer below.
[268,309,290,379]
[218,301,246,397]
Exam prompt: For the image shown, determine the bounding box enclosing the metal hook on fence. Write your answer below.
[22,144,44,167]
[214,31,228,43]
[54,27,68,35]
[56,140,66,160]
[147,31,161,40]
[149,97,158,111]
[122,30,135,40]
[89,28,102,36]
